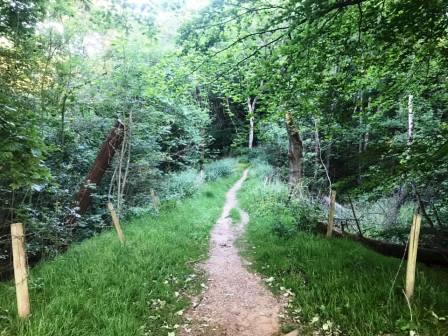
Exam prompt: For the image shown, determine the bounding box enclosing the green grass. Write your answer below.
[239,171,448,336]
[0,175,239,336]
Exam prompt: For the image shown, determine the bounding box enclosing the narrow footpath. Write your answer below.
[183,169,283,336]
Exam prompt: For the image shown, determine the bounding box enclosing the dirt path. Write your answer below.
[182,169,283,336]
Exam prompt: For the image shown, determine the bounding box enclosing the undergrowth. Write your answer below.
[0,174,239,336]
[203,158,237,182]
[239,167,448,336]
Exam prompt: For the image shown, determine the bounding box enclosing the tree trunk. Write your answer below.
[247,97,257,149]
[326,140,332,178]
[319,223,448,267]
[407,94,414,145]
[357,93,364,183]
[432,205,444,228]
[249,116,254,149]
[285,111,303,187]
[199,128,205,177]
[67,120,125,225]
[348,195,363,237]
[385,184,408,227]
[59,93,68,147]
[314,126,320,179]
[414,187,434,228]
[363,97,371,151]
[313,118,332,192]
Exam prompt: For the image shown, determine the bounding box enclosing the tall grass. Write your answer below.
[0,174,239,336]
[239,169,448,336]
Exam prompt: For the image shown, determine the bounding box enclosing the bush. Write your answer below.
[250,160,277,180]
[204,158,236,181]
[162,169,202,200]
[290,197,321,231]
[247,161,322,238]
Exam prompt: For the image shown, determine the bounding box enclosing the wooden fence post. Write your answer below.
[150,188,160,211]
[107,202,125,244]
[10,223,30,318]
[326,190,336,238]
[405,213,422,300]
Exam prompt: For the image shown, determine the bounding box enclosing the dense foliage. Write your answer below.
[1,0,447,272]
[0,0,220,275]
[179,0,448,241]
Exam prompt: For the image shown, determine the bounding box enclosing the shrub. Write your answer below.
[204,158,236,181]
[289,197,321,231]
[250,160,277,180]
[162,169,202,200]
[247,161,323,238]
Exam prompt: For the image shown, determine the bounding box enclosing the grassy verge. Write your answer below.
[239,170,448,336]
[0,174,239,336]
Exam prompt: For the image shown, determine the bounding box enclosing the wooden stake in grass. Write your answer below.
[10,223,30,318]
[107,202,125,244]
[326,190,336,238]
[405,213,422,300]
[150,188,160,211]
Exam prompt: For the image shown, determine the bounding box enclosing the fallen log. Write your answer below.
[67,120,125,225]
[317,223,448,267]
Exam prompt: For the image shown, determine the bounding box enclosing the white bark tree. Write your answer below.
[247,96,257,149]
[407,94,414,145]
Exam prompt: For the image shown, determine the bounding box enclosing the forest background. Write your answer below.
[1,0,447,277]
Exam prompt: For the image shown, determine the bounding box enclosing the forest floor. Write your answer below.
[182,169,284,336]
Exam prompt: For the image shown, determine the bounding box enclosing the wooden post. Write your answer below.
[150,189,160,211]
[107,202,125,244]
[405,214,422,300]
[10,223,30,318]
[326,190,336,238]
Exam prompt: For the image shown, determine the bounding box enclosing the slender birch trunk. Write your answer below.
[247,97,257,149]
[407,94,414,145]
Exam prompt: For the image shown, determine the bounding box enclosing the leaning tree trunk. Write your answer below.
[320,223,448,267]
[247,97,257,149]
[285,111,303,187]
[385,184,409,227]
[67,120,125,225]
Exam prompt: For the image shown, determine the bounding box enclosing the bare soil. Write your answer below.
[182,169,283,336]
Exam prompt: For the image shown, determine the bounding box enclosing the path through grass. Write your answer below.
[0,174,239,336]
